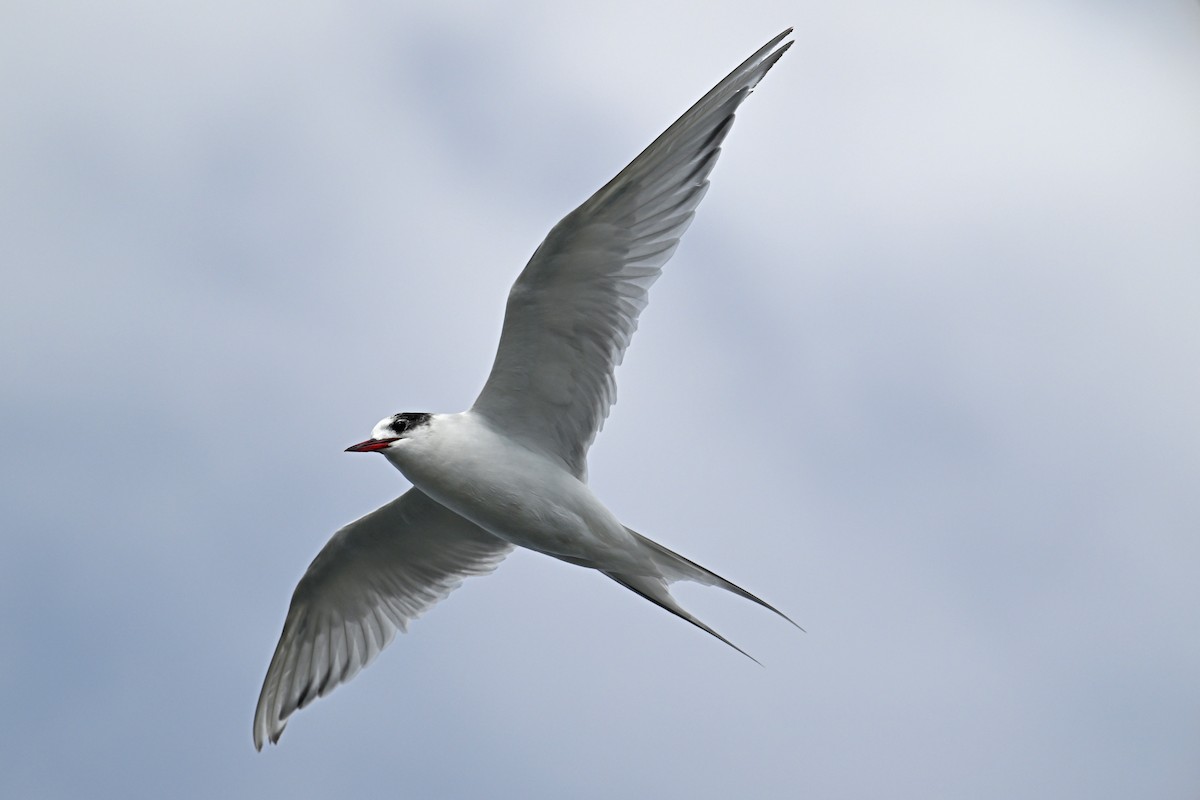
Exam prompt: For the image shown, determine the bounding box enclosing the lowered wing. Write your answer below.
[253,489,511,748]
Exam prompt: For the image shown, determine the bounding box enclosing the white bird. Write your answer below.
[254,28,796,750]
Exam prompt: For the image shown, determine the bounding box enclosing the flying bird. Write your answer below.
[255,28,796,749]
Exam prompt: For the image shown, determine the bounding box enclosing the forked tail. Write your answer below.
[605,528,801,662]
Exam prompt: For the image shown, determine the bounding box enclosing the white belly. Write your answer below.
[384,412,633,565]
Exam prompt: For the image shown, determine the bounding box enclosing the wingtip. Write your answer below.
[765,27,795,52]
[739,29,795,94]
[252,709,286,751]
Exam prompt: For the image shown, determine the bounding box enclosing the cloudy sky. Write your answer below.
[3,1,1198,797]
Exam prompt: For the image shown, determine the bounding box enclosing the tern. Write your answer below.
[254,28,796,749]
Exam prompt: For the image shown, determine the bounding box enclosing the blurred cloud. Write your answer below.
[2,2,1198,798]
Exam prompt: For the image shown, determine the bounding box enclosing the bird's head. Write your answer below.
[345,412,433,453]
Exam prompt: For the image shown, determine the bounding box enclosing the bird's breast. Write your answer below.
[385,414,619,561]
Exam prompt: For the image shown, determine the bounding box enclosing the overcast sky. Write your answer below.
[3,1,1199,798]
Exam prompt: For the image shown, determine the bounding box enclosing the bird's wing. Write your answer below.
[253,488,512,749]
[470,29,792,477]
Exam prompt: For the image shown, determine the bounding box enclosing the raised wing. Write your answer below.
[471,29,792,477]
[253,489,511,749]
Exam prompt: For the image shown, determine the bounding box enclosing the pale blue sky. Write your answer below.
[2,2,1198,798]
